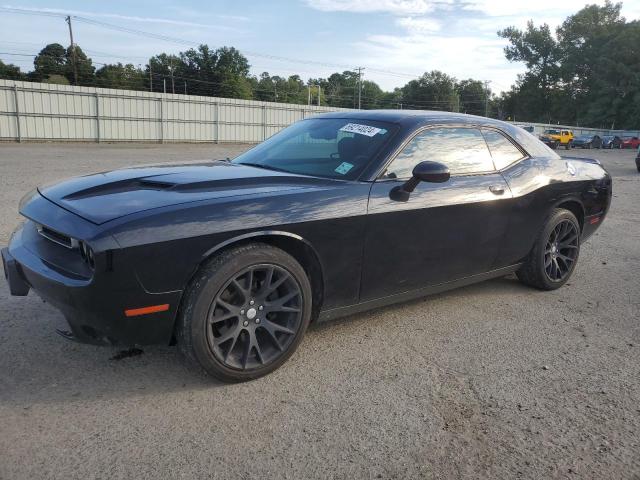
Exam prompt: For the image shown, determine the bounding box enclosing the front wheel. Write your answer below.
[517,209,581,290]
[177,243,313,382]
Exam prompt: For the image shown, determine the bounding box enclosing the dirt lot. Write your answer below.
[1,143,639,480]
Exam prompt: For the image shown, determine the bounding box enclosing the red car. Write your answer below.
[621,136,640,149]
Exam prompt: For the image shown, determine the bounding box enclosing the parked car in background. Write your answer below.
[601,135,622,149]
[540,129,573,150]
[636,147,640,172]
[571,134,602,149]
[621,136,640,149]
[518,125,535,133]
[539,135,559,149]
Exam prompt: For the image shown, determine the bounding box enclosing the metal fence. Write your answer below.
[1,79,638,143]
[0,80,347,143]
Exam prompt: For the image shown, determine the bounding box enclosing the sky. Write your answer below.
[1,0,639,94]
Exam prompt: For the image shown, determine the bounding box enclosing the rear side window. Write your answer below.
[385,127,494,178]
[481,129,525,170]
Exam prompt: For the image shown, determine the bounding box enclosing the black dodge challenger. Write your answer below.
[2,111,612,382]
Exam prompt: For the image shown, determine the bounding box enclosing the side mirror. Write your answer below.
[390,161,450,202]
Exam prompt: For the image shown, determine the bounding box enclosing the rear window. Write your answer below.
[481,129,525,170]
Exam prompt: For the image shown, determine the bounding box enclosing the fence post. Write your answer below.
[13,85,21,143]
[159,97,164,144]
[215,102,219,144]
[95,93,101,143]
[262,105,267,140]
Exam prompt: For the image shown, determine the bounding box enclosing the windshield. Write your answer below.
[232,118,398,180]
[544,129,560,135]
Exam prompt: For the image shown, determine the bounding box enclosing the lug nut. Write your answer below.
[255,318,261,324]
[243,320,249,327]
[258,305,264,311]
[240,309,245,315]
[249,300,255,306]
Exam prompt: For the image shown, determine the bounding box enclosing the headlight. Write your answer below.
[18,189,39,211]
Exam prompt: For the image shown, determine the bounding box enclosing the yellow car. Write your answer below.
[540,129,574,150]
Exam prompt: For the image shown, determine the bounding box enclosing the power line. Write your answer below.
[0,6,422,80]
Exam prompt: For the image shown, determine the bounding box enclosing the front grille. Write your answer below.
[37,225,78,249]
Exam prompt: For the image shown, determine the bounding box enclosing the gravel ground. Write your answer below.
[0,143,639,480]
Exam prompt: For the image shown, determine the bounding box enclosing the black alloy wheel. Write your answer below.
[543,220,579,282]
[517,208,581,290]
[177,243,312,382]
[207,264,303,370]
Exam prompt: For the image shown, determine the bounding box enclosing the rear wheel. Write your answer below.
[177,243,312,382]
[517,209,581,290]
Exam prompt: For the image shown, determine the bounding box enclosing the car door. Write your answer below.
[360,126,515,302]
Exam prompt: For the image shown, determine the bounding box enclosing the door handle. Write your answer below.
[489,185,505,195]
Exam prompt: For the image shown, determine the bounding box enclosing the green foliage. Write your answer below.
[0,60,25,80]
[43,74,70,85]
[401,71,459,111]
[96,63,145,90]
[498,1,639,129]
[31,43,66,82]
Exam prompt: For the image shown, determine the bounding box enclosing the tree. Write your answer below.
[65,45,95,85]
[179,45,252,98]
[0,60,25,80]
[557,1,632,128]
[456,79,487,116]
[96,63,145,90]
[400,71,458,111]
[498,22,561,121]
[31,43,66,82]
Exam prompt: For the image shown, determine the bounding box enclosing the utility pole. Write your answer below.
[308,85,311,106]
[163,78,166,94]
[355,67,364,109]
[483,80,491,118]
[149,64,153,92]
[184,81,187,95]
[65,16,78,85]
[317,85,321,106]
[169,58,175,94]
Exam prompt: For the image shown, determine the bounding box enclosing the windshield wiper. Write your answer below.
[238,162,292,174]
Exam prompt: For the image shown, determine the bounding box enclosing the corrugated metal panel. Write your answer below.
[3,79,638,143]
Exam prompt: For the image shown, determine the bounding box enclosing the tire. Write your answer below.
[177,243,313,382]
[517,209,581,290]
[564,142,570,150]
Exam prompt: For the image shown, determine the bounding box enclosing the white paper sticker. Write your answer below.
[335,162,354,175]
[339,123,382,137]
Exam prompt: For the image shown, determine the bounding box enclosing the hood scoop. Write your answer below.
[62,178,176,201]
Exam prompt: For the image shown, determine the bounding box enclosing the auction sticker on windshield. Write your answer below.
[340,123,382,137]
[335,162,354,175]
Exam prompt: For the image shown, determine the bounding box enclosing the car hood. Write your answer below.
[37,161,337,225]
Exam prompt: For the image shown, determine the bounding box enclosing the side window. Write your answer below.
[481,129,525,170]
[385,127,494,179]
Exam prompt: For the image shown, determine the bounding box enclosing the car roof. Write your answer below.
[313,109,513,130]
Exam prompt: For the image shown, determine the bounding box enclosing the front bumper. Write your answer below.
[2,247,30,296]
[3,221,181,346]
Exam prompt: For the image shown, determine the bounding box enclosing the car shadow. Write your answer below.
[1,274,531,406]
